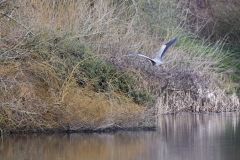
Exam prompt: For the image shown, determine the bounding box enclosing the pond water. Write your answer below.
[1,113,240,160]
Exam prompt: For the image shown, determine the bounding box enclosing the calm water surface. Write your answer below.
[1,113,240,160]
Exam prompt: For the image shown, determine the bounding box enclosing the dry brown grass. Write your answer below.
[155,70,239,114]
[0,52,148,133]
[0,0,160,132]
[0,0,239,133]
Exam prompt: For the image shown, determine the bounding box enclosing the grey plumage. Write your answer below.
[127,38,178,66]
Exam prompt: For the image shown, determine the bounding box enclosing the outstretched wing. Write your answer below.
[156,38,178,59]
[127,54,155,64]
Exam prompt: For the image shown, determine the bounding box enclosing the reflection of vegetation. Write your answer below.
[158,113,240,159]
[0,133,148,160]
[221,119,240,159]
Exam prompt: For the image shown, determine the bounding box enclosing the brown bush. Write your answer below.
[176,0,240,47]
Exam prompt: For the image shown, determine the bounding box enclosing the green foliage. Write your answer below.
[78,59,115,92]
[75,52,154,106]
[112,73,135,93]
[19,32,154,106]
[29,34,154,106]
[130,90,155,106]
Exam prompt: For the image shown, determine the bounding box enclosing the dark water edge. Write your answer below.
[2,111,239,134]
[0,126,157,135]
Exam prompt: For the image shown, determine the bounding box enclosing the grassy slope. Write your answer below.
[0,0,239,133]
[175,0,240,93]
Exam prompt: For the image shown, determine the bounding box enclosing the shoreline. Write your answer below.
[2,111,240,135]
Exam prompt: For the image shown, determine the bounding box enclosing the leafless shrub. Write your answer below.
[156,69,239,114]
[176,0,240,47]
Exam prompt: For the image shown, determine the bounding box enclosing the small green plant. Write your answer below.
[130,90,155,106]
[73,50,154,105]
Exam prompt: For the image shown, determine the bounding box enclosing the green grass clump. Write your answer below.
[78,58,154,105]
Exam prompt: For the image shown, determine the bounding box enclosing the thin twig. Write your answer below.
[0,12,35,36]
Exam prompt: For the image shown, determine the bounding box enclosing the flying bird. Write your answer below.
[127,38,178,66]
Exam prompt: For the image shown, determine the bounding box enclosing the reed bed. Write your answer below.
[0,0,239,133]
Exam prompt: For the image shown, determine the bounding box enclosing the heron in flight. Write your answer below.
[127,38,178,66]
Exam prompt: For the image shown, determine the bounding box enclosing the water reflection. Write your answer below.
[158,113,240,160]
[1,113,240,160]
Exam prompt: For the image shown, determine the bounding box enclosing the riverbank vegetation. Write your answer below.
[0,0,239,133]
